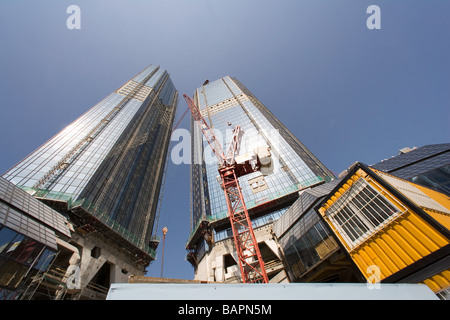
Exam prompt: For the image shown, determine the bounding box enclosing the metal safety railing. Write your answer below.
[69,197,158,258]
[25,188,158,258]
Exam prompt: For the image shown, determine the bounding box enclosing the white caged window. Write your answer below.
[326,178,403,249]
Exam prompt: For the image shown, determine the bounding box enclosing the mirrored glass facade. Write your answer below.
[0,176,69,299]
[190,76,334,241]
[2,65,178,255]
[370,143,450,196]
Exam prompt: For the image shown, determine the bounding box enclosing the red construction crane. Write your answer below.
[184,94,269,284]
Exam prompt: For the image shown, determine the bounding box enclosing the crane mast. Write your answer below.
[184,94,269,283]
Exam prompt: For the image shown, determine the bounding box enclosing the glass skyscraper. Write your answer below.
[3,65,178,266]
[187,76,334,282]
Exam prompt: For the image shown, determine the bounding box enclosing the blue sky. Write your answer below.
[0,1,449,280]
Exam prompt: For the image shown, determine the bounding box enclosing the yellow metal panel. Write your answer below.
[393,222,426,260]
[422,207,450,231]
[381,225,415,265]
[319,165,450,294]
[375,232,407,270]
[422,269,450,293]
[351,211,449,282]
[351,250,374,278]
[372,169,450,231]
[414,184,450,212]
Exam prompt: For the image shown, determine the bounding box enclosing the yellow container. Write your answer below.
[318,163,450,294]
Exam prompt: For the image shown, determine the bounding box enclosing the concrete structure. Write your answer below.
[1,65,177,299]
[186,76,334,283]
[0,176,72,299]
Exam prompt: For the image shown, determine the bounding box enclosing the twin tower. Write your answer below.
[2,65,334,297]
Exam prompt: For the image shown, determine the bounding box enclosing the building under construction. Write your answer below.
[184,76,450,298]
[186,76,335,283]
[1,65,177,299]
